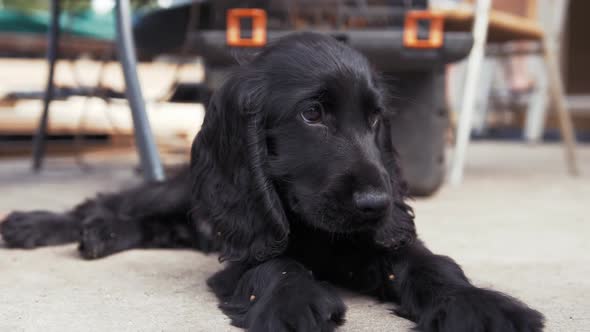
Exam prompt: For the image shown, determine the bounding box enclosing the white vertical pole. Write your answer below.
[448,0,492,185]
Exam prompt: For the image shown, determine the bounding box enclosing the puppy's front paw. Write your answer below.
[1,211,75,248]
[247,281,346,332]
[417,287,544,332]
[78,216,129,259]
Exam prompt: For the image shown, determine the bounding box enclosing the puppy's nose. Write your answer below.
[353,191,390,216]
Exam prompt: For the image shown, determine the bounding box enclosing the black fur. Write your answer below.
[1,33,543,332]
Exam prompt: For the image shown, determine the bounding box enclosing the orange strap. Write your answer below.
[403,10,444,49]
[226,9,267,47]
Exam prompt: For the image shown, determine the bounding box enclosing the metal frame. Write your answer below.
[32,0,165,182]
[32,0,61,171]
[115,0,164,181]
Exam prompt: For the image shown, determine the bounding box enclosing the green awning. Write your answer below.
[0,9,115,40]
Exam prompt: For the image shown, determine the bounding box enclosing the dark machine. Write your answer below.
[134,0,472,195]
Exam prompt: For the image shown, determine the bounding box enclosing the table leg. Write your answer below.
[115,0,165,181]
[32,0,60,171]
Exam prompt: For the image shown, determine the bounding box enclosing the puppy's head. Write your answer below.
[191,33,415,263]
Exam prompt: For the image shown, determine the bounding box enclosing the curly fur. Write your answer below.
[1,33,543,332]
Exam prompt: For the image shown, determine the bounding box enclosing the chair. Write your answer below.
[438,0,579,184]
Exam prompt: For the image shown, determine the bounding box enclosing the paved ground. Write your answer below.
[0,142,589,332]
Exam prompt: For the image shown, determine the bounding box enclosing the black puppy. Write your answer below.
[1,33,543,332]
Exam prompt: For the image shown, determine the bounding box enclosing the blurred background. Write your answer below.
[0,0,588,193]
[0,1,588,331]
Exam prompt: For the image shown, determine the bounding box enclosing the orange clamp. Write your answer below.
[226,8,267,47]
[403,10,444,49]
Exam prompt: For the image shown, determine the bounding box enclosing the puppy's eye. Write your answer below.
[301,104,323,124]
[369,111,381,128]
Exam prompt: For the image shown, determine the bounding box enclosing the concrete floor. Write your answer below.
[0,142,589,332]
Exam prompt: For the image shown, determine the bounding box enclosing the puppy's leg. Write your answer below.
[1,210,80,248]
[364,241,544,332]
[208,258,346,332]
[76,170,219,259]
[0,196,128,250]
[2,168,217,258]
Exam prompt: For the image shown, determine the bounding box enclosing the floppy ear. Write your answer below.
[373,116,417,250]
[189,68,289,263]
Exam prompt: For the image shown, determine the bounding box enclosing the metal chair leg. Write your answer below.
[115,0,165,181]
[32,0,61,171]
[448,0,492,185]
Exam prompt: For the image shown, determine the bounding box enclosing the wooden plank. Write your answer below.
[525,0,538,20]
[441,8,544,42]
[0,32,113,58]
[0,98,205,149]
[0,59,204,102]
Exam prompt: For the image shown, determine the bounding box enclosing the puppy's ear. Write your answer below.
[190,68,289,263]
[374,117,417,250]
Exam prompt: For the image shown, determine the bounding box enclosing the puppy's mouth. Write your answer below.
[288,191,388,234]
[338,213,388,233]
[317,215,387,235]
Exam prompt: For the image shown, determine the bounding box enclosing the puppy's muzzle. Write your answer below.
[353,191,390,218]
